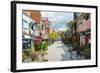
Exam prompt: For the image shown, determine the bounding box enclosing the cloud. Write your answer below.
[41,11,74,31]
[58,27,67,31]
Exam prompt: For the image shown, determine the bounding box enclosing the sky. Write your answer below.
[41,11,74,31]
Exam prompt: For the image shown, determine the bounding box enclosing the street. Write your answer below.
[22,10,91,63]
[45,40,85,61]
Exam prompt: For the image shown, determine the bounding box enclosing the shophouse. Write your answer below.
[40,17,51,40]
[75,13,91,46]
[22,10,41,50]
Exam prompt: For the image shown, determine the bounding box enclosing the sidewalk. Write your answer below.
[45,40,85,61]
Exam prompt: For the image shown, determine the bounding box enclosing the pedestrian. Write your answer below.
[76,46,81,58]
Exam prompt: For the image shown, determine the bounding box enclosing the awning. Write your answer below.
[24,35,31,39]
[79,19,91,32]
[33,36,42,44]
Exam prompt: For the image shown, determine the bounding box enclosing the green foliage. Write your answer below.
[67,20,75,27]
[22,52,27,62]
[34,44,41,51]
[29,50,39,61]
[80,43,91,59]
[22,42,48,62]
[67,37,73,45]
[23,48,40,61]
[83,48,91,59]
[39,42,48,51]
[49,32,58,40]
[60,32,64,38]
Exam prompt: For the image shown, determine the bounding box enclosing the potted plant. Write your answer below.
[38,41,48,61]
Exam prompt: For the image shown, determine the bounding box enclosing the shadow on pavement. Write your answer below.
[60,43,72,61]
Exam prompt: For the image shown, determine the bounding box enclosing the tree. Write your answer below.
[67,20,75,28]
[60,31,64,38]
[48,31,58,41]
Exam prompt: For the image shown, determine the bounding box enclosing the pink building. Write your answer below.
[76,13,91,46]
[40,17,51,39]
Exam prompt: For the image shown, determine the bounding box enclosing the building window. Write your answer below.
[84,13,90,20]
[23,19,28,24]
[22,39,31,49]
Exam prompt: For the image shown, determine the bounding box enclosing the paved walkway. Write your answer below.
[45,41,85,61]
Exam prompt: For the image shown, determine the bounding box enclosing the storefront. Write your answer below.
[22,12,36,50]
[79,19,91,46]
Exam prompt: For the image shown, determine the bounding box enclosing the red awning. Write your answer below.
[33,36,42,44]
[79,19,91,32]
